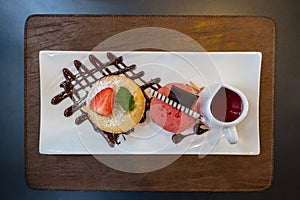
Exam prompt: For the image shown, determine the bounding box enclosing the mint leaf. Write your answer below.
[116,86,135,112]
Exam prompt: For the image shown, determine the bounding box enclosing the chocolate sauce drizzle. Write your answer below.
[171,122,209,144]
[51,52,161,147]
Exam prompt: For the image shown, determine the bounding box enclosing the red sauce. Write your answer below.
[210,87,243,122]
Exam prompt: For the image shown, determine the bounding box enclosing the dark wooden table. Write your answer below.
[1,0,299,199]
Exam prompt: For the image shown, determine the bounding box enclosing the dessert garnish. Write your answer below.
[116,86,135,112]
[189,80,205,93]
[89,87,114,116]
[147,87,201,119]
[168,85,199,110]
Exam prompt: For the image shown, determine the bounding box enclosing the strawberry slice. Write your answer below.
[89,87,114,116]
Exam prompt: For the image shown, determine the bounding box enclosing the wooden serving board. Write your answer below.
[25,15,275,191]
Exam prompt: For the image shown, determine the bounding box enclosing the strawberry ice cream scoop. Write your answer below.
[150,83,199,134]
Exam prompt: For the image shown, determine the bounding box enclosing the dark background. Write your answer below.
[1,0,299,199]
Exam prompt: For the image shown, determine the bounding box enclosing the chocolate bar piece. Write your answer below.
[168,85,199,109]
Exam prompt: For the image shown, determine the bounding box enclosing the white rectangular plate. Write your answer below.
[39,51,261,155]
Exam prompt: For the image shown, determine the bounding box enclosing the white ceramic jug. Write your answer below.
[198,83,249,144]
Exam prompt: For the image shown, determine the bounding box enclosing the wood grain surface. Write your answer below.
[25,15,275,191]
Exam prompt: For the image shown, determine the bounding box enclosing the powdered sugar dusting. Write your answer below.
[86,75,145,132]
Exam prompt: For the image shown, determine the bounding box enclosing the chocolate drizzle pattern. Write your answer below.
[51,52,161,147]
[171,122,209,144]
